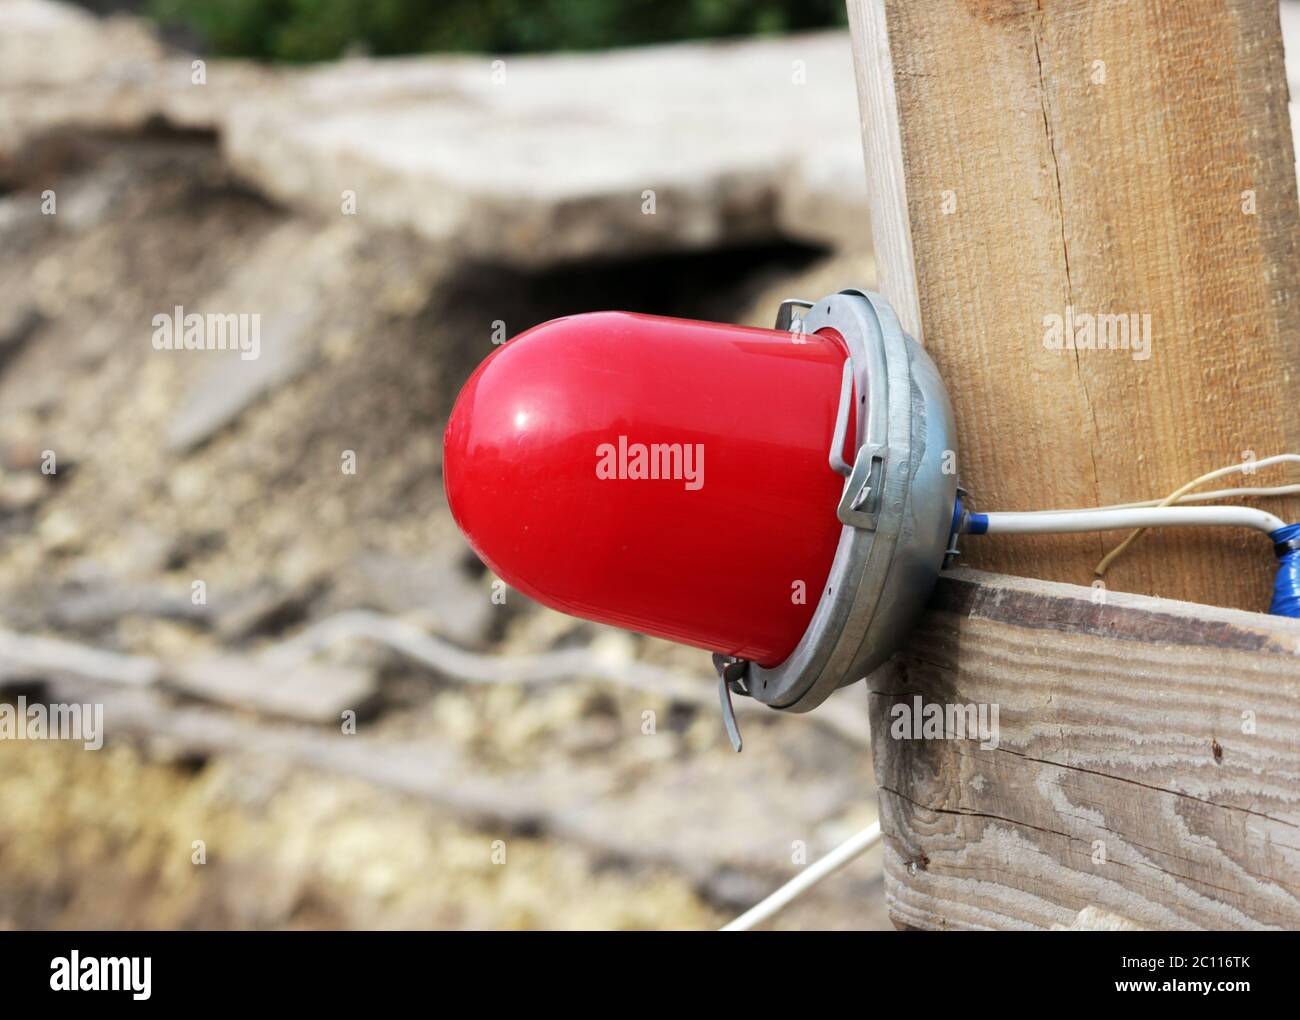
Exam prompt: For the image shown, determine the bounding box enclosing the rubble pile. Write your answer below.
[0,0,883,930]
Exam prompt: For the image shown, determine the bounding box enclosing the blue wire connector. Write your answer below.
[1269,523,1300,618]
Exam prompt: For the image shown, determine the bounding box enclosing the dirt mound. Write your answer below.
[0,3,884,931]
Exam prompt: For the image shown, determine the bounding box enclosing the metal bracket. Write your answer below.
[837,444,886,530]
[828,359,855,477]
[711,654,748,752]
[774,298,816,337]
[812,304,886,528]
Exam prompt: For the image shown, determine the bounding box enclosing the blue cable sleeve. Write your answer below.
[1269,523,1300,619]
[965,512,989,536]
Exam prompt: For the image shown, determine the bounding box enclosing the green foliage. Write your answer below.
[147,0,848,63]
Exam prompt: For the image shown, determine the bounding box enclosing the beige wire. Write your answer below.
[1094,455,1300,577]
[1084,483,1300,512]
[998,482,1300,515]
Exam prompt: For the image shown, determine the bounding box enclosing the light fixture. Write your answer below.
[444,290,1300,750]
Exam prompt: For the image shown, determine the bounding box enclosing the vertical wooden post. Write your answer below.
[847,0,1300,611]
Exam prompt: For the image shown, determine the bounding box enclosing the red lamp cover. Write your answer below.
[443,311,853,666]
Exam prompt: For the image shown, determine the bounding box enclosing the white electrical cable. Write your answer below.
[720,820,882,931]
[980,505,1286,536]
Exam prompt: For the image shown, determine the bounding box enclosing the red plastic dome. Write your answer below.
[442,311,853,666]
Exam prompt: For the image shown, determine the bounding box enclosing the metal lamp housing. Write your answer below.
[744,290,958,713]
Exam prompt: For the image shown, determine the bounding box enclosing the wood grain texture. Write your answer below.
[847,0,1300,611]
[846,0,923,340]
[868,568,1300,930]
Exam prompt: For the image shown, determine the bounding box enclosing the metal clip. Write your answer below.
[837,444,885,529]
[711,654,749,752]
[774,298,816,337]
[828,359,855,478]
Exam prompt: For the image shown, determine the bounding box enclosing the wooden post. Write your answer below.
[847,0,1300,612]
[847,0,1300,930]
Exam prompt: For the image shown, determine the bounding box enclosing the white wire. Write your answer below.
[720,820,882,931]
[981,505,1286,536]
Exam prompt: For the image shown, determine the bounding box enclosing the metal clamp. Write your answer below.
[815,307,887,529]
[711,654,748,752]
[774,298,815,335]
[828,360,854,478]
[838,444,886,530]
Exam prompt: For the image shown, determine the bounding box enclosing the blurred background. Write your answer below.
[3,0,1298,931]
[0,0,886,930]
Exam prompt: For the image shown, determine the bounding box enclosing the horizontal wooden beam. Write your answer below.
[867,568,1300,929]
